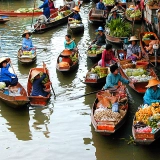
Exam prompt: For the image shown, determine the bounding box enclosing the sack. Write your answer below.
[10,77,18,86]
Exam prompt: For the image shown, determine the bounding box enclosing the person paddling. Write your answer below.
[38,0,50,19]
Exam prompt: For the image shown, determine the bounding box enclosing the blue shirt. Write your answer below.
[0,64,16,83]
[64,40,76,50]
[31,73,48,97]
[72,13,81,21]
[103,73,129,89]
[96,2,106,10]
[143,87,160,105]
[39,0,50,19]
[22,38,34,51]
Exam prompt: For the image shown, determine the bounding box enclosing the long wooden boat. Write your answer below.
[0,14,10,24]
[17,49,37,65]
[139,32,160,64]
[34,7,74,33]
[84,63,109,88]
[89,8,107,24]
[91,85,128,135]
[87,51,102,62]
[0,8,58,17]
[56,50,79,72]
[132,103,160,145]
[67,21,84,34]
[27,64,51,107]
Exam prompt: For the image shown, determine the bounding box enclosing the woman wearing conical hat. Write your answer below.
[143,78,160,105]
[126,36,141,61]
[68,6,81,21]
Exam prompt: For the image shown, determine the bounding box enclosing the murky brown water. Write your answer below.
[0,0,160,160]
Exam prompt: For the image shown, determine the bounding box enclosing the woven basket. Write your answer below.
[119,59,132,65]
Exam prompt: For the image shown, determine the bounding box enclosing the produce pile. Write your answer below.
[134,103,160,133]
[70,53,78,63]
[126,8,141,18]
[14,8,42,13]
[87,44,105,55]
[142,33,155,40]
[123,68,153,82]
[54,10,71,21]
[0,82,6,89]
[103,0,115,5]
[107,18,131,37]
[69,20,81,24]
[89,65,108,78]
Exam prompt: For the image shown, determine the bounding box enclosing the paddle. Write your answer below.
[10,61,16,75]
[31,0,36,28]
[69,87,117,100]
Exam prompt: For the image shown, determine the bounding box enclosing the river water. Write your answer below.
[0,0,160,160]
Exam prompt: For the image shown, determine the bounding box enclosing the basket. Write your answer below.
[119,59,132,65]
[136,61,149,69]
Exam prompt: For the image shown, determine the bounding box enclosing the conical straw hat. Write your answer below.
[146,78,160,88]
[128,36,139,41]
[30,70,41,80]
[0,57,10,67]
[22,30,32,37]
[73,6,80,12]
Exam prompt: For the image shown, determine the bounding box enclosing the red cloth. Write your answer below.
[101,50,117,67]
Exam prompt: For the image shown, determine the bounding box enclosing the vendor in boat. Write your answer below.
[68,6,81,21]
[91,26,106,47]
[64,34,77,52]
[144,35,159,55]
[30,70,50,97]
[49,0,55,10]
[38,0,50,19]
[103,64,130,89]
[107,9,122,23]
[22,30,35,53]
[96,0,107,11]
[0,57,18,87]
[98,44,118,67]
[126,36,141,61]
[143,78,160,105]
[112,2,125,13]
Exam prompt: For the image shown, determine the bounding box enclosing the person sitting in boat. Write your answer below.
[96,0,107,11]
[103,64,130,89]
[126,36,141,61]
[68,6,81,21]
[65,0,75,10]
[135,1,141,10]
[112,2,125,13]
[0,58,18,87]
[38,0,50,19]
[64,34,77,52]
[143,78,160,105]
[144,35,160,55]
[91,26,106,47]
[22,30,35,53]
[30,70,50,97]
[98,44,118,67]
[49,0,55,10]
[107,9,122,23]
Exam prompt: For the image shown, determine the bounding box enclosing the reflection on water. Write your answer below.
[0,102,32,141]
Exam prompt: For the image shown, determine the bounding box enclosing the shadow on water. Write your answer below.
[0,102,32,141]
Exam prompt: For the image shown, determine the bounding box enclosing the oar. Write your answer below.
[69,87,117,100]
[10,61,16,75]
[31,0,36,28]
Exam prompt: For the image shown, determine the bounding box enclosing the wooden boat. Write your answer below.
[27,63,51,107]
[92,0,99,3]
[91,85,128,135]
[34,6,74,33]
[67,21,84,34]
[0,8,58,17]
[0,14,10,24]
[84,63,109,88]
[89,8,107,24]
[83,0,90,2]
[132,104,160,145]
[139,32,160,64]
[87,50,102,62]
[56,49,79,72]
[125,12,142,23]
[17,48,37,65]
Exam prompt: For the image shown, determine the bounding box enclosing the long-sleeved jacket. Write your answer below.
[22,38,34,51]
[39,0,50,19]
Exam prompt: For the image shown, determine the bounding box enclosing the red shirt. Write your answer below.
[101,50,117,67]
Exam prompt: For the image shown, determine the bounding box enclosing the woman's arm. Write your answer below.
[101,50,106,67]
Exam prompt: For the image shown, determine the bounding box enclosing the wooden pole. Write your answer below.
[31,0,36,28]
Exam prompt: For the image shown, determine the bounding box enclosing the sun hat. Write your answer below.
[128,36,139,41]
[22,30,32,38]
[110,64,119,73]
[0,57,10,67]
[30,70,41,80]
[95,26,103,32]
[146,78,160,88]
[73,6,80,12]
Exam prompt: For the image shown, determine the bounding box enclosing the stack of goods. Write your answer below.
[0,82,6,90]
[124,68,153,82]
[69,53,78,63]
[107,18,131,37]
[147,0,159,7]
[103,0,115,5]
[126,5,141,18]
[142,33,156,45]
[134,102,160,134]
[87,65,109,79]
[94,86,128,123]
[87,45,105,55]
[54,10,71,21]
[14,8,42,13]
